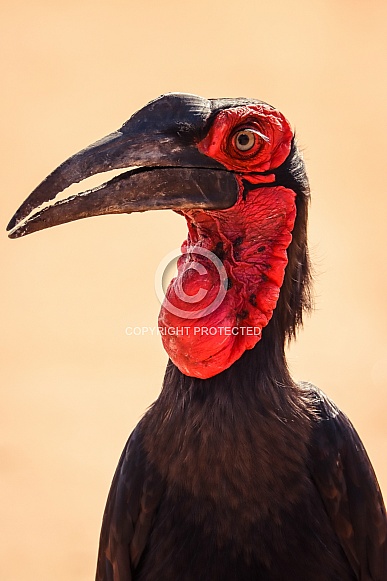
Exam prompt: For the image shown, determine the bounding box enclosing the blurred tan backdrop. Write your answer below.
[1,0,387,579]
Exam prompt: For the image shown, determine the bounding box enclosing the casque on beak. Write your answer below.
[7,93,238,239]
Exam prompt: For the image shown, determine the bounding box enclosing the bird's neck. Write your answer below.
[142,347,313,511]
[158,183,297,379]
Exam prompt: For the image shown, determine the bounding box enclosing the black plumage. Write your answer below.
[96,354,387,580]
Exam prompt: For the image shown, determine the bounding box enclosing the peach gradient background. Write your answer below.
[1,1,387,579]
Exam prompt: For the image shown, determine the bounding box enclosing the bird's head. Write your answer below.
[8,93,311,379]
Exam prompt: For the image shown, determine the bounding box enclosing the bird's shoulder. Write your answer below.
[301,381,387,581]
[96,421,164,581]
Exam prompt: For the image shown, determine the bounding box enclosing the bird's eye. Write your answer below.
[233,129,256,152]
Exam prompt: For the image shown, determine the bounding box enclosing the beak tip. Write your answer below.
[7,216,16,231]
[7,214,27,238]
[8,226,27,239]
[8,225,19,238]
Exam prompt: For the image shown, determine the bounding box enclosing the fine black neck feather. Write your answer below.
[274,138,312,341]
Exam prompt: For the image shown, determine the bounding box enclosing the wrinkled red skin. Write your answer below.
[158,104,296,379]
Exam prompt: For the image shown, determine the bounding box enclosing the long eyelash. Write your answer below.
[249,129,270,143]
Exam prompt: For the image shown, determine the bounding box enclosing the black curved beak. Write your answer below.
[7,93,239,239]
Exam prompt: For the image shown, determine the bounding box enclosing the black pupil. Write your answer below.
[238,133,250,146]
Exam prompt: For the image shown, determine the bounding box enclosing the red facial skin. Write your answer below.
[158,104,296,379]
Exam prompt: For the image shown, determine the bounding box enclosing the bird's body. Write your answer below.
[97,350,385,581]
[8,93,387,580]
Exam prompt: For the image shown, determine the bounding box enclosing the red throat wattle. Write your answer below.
[158,103,296,379]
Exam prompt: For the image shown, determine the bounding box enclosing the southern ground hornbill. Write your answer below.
[8,93,387,580]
